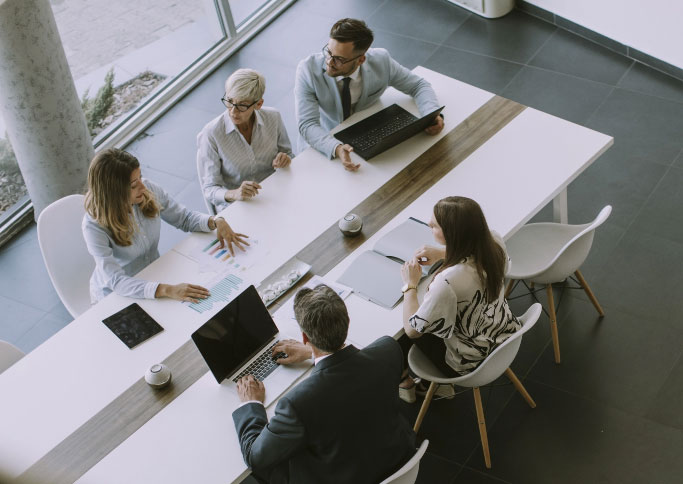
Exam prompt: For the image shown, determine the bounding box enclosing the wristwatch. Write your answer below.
[401,283,417,294]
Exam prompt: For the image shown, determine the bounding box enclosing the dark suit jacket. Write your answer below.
[232,336,416,483]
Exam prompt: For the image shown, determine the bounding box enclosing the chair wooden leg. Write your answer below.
[472,387,492,469]
[504,368,536,408]
[504,279,516,298]
[574,269,604,317]
[546,284,561,364]
[413,381,438,433]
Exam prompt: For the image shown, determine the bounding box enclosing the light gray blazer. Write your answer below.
[294,48,441,158]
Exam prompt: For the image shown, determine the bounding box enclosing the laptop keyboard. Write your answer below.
[348,110,417,151]
[232,341,288,382]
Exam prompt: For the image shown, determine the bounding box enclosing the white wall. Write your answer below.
[526,0,682,68]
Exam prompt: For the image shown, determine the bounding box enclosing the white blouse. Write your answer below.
[82,179,211,303]
[409,234,521,374]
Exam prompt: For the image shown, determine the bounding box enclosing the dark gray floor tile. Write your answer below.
[399,381,516,464]
[372,30,440,70]
[566,150,668,229]
[630,166,683,245]
[501,66,613,124]
[454,466,512,484]
[443,10,556,64]
[271,94,298,155]
[675,149,683,169]
[645,352,683,431]
[590,229,683,328]
[0,295,45,344]
[554,16,627,56]
[236,7,335,68]
[15,312,71,354]
[529,29,632,85]
[368,0,470,45]
[0,222,37,252]
[586,88,683,167]
[515,2,554,24]
[140,165,193,198]
[296,0,388,20]
[466,381,683,484]
[628,47,683,82]
[415,452,461,484]
[0,236,62,312]
[49,299,73,323]
[618,62,683,104]
[529,298,683,417]
[424,45,523,94]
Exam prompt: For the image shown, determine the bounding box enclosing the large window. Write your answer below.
[0,0,293,245]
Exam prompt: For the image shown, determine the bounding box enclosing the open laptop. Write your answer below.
[191,285,310,407]
[334,104,444,160]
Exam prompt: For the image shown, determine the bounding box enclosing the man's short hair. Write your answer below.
[329,18,374,53]
[293,284,349,353]
[224,68,266,102]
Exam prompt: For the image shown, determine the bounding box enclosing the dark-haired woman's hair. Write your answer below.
[329,18,374,52]
[84,148,159,246]
[434,196,505,299]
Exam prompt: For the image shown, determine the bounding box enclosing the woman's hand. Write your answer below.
[215,218,249,256]
[226,181,261,201]
[414,245,446,266]
[272,339,312,365]
[156,283,210,303]
[272,152,291,169]
[401,257,422,287]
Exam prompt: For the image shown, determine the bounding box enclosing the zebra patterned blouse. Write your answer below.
[409,234,521,375]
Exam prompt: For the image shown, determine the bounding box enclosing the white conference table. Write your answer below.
[0,67,612,484]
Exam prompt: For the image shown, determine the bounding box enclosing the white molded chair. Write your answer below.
[37,194,94,318]
[0,340,24,373]
[379,439,429,484]
[504,206,612,363]
[409,303,542,469]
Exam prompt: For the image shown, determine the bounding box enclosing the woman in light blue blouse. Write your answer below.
[82,148,248,303]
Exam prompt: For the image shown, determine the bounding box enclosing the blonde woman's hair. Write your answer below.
[84,148,159,246]
[224,68,266,102]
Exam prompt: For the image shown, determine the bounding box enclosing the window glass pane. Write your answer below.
[230,0,272,28]
[0,111,28,219]
[50,0,225,138]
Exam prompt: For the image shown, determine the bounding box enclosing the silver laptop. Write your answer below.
[191,285,310,407]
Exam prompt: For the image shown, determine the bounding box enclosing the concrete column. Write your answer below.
[0,0,94,218]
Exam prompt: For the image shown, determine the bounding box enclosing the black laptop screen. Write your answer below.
[191,285,278,383]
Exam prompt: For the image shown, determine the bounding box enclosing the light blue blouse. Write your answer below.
[82,179,211,303]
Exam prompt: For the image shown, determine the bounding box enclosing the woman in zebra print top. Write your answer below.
[400,196,521,378]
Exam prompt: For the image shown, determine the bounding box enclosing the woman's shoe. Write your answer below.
[399,377,417,403]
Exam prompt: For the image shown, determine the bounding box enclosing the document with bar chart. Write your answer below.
[174,235,268,275]
[184,273,247,314]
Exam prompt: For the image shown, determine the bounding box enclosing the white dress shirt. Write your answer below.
[82,179,211,303]
[196,107,294,213]
[335,66,362,114]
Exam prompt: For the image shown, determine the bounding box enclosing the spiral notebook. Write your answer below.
[336,217,441,308]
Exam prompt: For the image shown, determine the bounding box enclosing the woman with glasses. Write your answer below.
[196,68,294,213]
[83,148,248,304]
[398,196,521,402]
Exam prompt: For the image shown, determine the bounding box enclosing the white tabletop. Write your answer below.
[0,67,612,483]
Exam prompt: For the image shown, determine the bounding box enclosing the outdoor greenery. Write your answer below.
[81,68,115,135]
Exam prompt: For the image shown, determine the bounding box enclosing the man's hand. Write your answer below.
[272,152,291,169]
[226,181,261,201]
[335,144,360,171]
[424,115,444,136]
[272,339,312,365]
[236,375,265,403]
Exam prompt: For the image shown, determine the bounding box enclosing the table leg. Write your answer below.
[553,188,568,224]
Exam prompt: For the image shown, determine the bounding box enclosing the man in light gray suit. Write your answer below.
[295,18,444,171]
[232,284,416,483]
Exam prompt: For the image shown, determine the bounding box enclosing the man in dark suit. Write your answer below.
[233,284,416,483]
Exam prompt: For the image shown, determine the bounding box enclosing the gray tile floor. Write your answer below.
[1,1,682,482]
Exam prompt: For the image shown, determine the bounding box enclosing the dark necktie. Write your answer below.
[341,77,351,120]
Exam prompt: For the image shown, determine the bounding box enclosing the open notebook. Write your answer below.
[337,217,441,308]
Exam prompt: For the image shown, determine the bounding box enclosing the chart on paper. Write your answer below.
[186,273,246,314]
[178,237,267,274]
